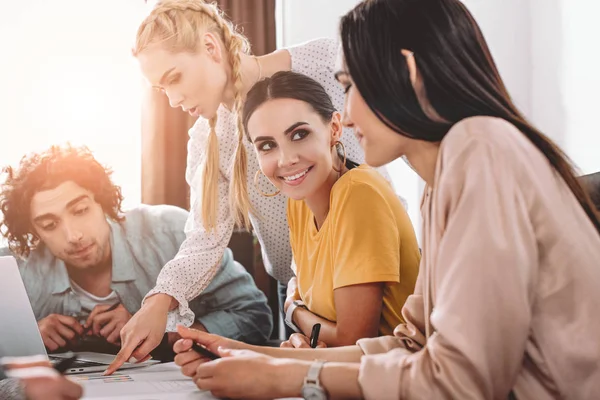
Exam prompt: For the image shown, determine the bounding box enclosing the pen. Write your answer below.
[53,355,78,374]
[82,302,121,335]
[191,343,220,360]
[309,323,321,348]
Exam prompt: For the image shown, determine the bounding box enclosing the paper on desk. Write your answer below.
[77,362,218,399]
[81,380,217,399]
[72,362,182,383]
[77,362,303,400]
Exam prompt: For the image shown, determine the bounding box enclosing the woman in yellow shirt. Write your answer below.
[242,71,420,347]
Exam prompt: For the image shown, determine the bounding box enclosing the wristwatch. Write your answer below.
[301,360,327,400]
[284,299,306,333]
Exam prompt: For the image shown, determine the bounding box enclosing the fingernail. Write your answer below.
[128,357,138,363]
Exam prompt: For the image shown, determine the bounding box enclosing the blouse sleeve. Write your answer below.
[358,132,537,399]
[143,118,235,331]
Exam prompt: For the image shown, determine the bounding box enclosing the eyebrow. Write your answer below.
[66,194,90,208]
[252,122,309,144]
[157,67,176,86]
[32,195,90,224]
[284,121,308,135]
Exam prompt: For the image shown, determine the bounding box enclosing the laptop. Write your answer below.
[0,256,158,374]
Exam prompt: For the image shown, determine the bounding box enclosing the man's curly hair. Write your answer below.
[0,144,124,258]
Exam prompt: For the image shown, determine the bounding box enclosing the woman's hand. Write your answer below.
[22,375,83,400]
[173,325,244,378]
[193,348,309,399]
[280,333,327,349]
[104,294,173,375]
[2,356,83,400]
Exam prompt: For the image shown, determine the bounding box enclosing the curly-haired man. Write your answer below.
[0,145,272,354]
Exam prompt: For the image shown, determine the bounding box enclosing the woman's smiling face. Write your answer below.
[246,98,342,200]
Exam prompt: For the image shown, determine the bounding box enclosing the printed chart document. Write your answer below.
[75,362,218,400]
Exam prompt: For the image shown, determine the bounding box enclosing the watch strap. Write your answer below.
[284,300,305,333]
[304,359,326,386]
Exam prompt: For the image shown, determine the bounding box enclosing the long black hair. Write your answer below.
[340,0,600,234]
[243,71,357,169]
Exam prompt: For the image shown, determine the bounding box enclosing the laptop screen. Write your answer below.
[0,256,48,358]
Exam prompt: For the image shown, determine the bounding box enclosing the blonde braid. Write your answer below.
[201,116,219,229]
[220,21,253,230]
[133,0,252,231]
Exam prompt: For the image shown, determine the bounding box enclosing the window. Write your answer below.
[0,0,148,209]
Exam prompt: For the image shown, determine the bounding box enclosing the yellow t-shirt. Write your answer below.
[287,165,421,336]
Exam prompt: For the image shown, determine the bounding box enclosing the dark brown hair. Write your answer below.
[0,144,124,257]
[340,0,600,233]
[243,71,357,168]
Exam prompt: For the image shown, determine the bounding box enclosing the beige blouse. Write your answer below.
[356,117,600,399]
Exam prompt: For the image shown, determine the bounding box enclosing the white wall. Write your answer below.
[275,0,600,241]
[462,0,533,118]
[0,0,146,209]
[465,0,600,174]
[561,1,600,174]
[275,0,360,48]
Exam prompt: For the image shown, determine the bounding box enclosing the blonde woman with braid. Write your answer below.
[105,0,399,374]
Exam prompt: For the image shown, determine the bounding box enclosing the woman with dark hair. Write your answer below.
[242,71,420,348]
[170,0,600,398]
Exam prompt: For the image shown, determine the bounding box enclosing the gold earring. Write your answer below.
[254,170,280,197]
[332,141,347,173]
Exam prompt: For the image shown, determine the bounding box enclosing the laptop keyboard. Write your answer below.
[49,356,105,368]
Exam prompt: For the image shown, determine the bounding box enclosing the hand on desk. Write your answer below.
[85,303,132,345]
[37,314,84,352]
[173,325,240,378]
[173,326,300,399]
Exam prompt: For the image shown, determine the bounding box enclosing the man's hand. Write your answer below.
[37,314,84,352]
[85,304,132,345]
